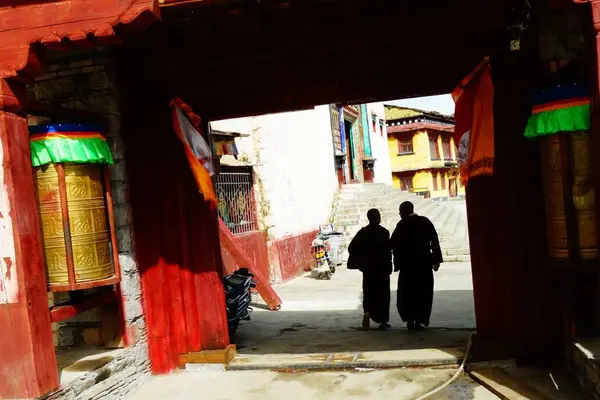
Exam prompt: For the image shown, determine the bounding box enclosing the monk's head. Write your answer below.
[367,208,381,225]
[399,201,414,220]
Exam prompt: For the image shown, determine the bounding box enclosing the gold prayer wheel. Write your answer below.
[540,135,569,260]
[35,163,118,290]
[539,133,598,261]
[570,133,597,260]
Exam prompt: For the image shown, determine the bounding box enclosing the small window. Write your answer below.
[432,173,439,191]
[400,177,413,192]
[398,138,413,155]
[442,138,452,160]
[441,173,447,190]
[429,135,440,160]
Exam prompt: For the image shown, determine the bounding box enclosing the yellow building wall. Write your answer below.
[388,130,430,172]
[388,128,466,198]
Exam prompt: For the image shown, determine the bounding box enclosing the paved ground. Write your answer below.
[235,262,475,357]
[131,368,499,400]
[130,263,487,399]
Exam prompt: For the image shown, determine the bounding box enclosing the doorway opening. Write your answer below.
[211,100,474,369]
[343,119,356,183]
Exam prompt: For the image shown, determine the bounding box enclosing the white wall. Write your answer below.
[367,102,393,184]
[212,105,339,240]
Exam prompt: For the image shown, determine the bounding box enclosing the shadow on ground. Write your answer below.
[234,288,475,355]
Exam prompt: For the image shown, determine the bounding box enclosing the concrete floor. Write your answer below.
[235,262,475,357]
[130,263,483,399]
[130,368,499,400]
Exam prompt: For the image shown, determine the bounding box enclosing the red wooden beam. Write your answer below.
[50,290,118,323]
[0,0,160,78]
[0,79,58,398]
[218,218,281,310]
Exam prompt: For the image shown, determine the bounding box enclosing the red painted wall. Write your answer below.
[269,230,318,283]
[221,231,269,277]
[121,86,229,374]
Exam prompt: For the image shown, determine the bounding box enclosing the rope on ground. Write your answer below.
[414,332,474,400]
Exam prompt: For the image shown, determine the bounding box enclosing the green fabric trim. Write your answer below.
[524,104,590,139]
[30,137,114,167]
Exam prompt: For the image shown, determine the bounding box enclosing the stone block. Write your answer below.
[89,72,109,90]
[123,294,144,323]
[109,136,126,161]
[120,271,141,300]
[83,327,104,346]
[36,72,58,81]
[70,60,94,68]
[111,182,129,207]
[58,326,75,347]
[118,253,138,274]
[116,227,133,253]
[34,77,75,101]
[102,115,122,139]
[87,91,121,114]
[108,161,127,182]
[58,69,82,77]
[113,204,130,228]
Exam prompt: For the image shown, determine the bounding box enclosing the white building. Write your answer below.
[212,103,392,282]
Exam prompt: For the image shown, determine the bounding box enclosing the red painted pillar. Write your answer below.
[0,79,58,398]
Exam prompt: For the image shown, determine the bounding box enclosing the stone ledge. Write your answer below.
[572,339,600,399]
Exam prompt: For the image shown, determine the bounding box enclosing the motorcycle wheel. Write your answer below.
[330,266,336,274]
[325,271,332,280]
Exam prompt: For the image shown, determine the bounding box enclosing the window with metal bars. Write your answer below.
[215,170,258,234]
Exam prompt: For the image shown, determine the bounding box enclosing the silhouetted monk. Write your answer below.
[348,209,392,331]
[391,201,443,331]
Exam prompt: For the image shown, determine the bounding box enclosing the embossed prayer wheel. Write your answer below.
[30,123,120,291]
[539,133,598,261]
[540,135,569,260]
[570,133,597,260]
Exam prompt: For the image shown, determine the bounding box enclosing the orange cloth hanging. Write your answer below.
[170,97,217,209]
[452,58,495,185]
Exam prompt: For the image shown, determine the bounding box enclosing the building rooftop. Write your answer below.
[384,105,454,123]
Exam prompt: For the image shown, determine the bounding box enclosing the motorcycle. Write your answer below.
[311,224,344,279]
[311,237,333,279]
[223,268,256,339]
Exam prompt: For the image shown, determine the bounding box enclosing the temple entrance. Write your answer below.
[1,0,599,398]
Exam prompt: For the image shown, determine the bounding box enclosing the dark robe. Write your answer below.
[348,224,392,324]
[390,215,443,327]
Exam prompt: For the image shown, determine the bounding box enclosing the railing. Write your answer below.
[216,172,257,235]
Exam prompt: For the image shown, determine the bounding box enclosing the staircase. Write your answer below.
[332,183,470,262]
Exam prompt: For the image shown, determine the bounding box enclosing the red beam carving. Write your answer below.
[218,218,282,310]
[0,0,160,78]
[50,290,118,323]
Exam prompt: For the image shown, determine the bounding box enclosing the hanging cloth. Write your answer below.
[29,123,114,167]
[452,58,495,185]
[170,97,217,209]
[524,81,590,138]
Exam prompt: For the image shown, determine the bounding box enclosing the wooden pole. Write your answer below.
[218,218,281,310]
[103,166,121,281]
[56,163,76,289]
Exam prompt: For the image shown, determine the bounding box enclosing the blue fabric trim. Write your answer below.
[532,81,589,105]
[28,123,105,134]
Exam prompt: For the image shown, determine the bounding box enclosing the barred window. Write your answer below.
[216,171,258,234]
